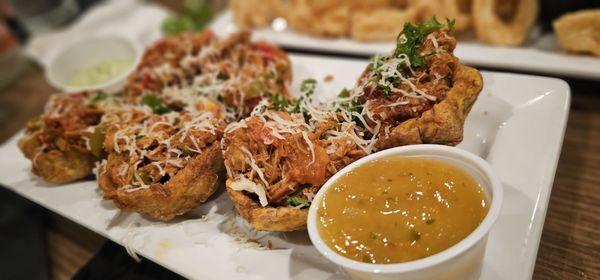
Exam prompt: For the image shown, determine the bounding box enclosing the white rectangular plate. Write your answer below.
[0,54,569,280]
[212,11,600,80]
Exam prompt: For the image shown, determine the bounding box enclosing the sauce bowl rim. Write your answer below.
[45,34,141,93]
[307,144,503,274]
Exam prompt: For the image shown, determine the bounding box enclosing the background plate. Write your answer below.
[212,11,600,80]
[0,54,569,280]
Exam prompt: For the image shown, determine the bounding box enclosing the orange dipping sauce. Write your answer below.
[317,157,489,264]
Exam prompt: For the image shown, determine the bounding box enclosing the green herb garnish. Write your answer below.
[300,78,317,95]
[369,232,380,240]
[410,230,421,243]
[335,88,364,115]
[161,17,195,37]
[446,18,456,35]
[285,197,311,207]
[339,97,364,114]
[161,0,213,36]
[142,95,171,115]
[269,94,289,111]
[393,17,445,68]
[337,88,350,98]
[91,92,108,103]
[291,78,318,114]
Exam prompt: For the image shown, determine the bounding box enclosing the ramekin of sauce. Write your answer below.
[307,145,503,280]
[46,35,139,94]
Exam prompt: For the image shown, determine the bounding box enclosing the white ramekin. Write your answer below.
[45,35,140,94]
[307,144,503,280]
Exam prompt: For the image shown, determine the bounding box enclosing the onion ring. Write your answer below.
[553,9,600,57]
[230,0,281,28]
[443,0,472,31]
[283,0,351,37]
[351,9,412,41]
[472,0,538,46]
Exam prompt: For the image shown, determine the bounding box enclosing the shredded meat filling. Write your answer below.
[127,31,291,118]
[358,30,457,127]
[223,113,333,205]
[223,112,365,207]
[39,92,104,153]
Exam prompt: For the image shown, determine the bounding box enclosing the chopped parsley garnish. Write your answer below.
[363,17,453,99]
[337,88,350,98]
[142,95,171,115]
[161,0,213,36]
[91,92,108,103]
[369,232,380,240]
[392,17,450,68]
[161,17,194,37]
[285,197,311,207]
[410,229,421,243]
[300,78,317,95]
[336,88,364,114]
[378,83,393,97]
[269,94,289,111]
[446,18,456,35]
[291,78,318,114]
[347,99,364,114]
[291,99,303,114]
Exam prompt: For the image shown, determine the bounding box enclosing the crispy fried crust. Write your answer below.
[18,92,106,184]
[18,121,96,184]
[19,131,95,184]
[32,150,95,184]
[375,62,483,149]
[226,180,308,231]
[18,130,42,160]
[99,143,224,221]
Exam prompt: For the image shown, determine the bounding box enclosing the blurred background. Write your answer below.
[0,0,598,279]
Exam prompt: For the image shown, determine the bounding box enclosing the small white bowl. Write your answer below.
[46,35,140,93]
[307,145,503,280]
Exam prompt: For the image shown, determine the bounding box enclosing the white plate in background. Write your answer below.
[212,11,600,80]
[0,54,570,280]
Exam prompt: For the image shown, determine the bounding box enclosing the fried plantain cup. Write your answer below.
[19,130,96,184]
[226,179,308,231]
[222,111,366,232]
[18,92,106,184]
[375,62,483,149]
[99,143,224,221]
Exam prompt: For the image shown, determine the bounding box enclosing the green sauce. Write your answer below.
[69,58,132,87]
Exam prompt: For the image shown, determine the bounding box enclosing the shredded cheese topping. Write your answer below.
[230,176,269,207]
